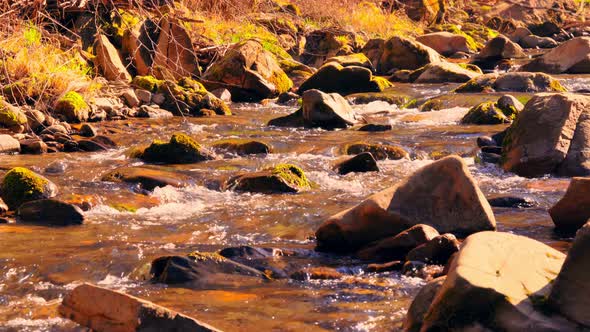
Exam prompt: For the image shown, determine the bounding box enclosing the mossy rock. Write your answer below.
[455,73,566,93]
[0,167,58,210]
[102,9,141,48]
[140,133,216,164]
[429,23,499,51]
[54,91,90,123]
[132,75,164,93]
[0,98,27,129]
[157,78,231,116]
[225,163,311,193]
[461,101,510,125]
[344,143,409,160]
[212,139,271,155]
[420,99,444,112]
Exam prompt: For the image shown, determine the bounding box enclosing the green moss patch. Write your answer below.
[270,164,310,189]
[0,167,55,210]
[141,133,215,164]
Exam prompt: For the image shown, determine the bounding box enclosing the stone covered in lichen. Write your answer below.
[0,97,27,129]
[132,75,163,92]
[54,91,90,123]
[0,167,58,210]
[140,133,216,164]
[461,101,511,125]
[455,72,567,93]
[225,163,311,193]
[345,142,409,160]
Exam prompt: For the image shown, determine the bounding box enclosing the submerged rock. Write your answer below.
[520,37,590,74]
[344,142,409,160]
[315,156,496,252]
[378,36,441,74]
[290,267,342,281]
[549,177,590,233]
[203,40,292,102]
[140,133,216,164]
[455,72,566,93]
[17,199,84,226]
[487,195,535,208]
[334,152,379,175]
[212,139,271,156]
[59,283,221,331]
[102,166,192,191]
[501,93,590,177]
[225,164,311,194]
[0,167,57,210]
[357,224,439,262]
[298,63,392,96]
[418,232,572,332]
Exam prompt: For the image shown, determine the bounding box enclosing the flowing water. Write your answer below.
[0,79,588,331]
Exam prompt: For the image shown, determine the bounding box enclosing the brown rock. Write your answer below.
[357,224,439,262]
[406,233,460,265]
[521,37,590,74]
[93,34,132,82]
[59,283,221,332]
[366,260,404,273]
[416,32,470,56]
[315,156,496,253]
[378,36,441,74]
[549,222,590,327]
[549,177,590,233]
[475,35,526,60]
[403,276,446,332]
[290,267,343,281]
[153,17,201,80]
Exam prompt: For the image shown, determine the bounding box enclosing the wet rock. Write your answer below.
[301,89,360,129]
[92,135,117,149]
[0,99,28,130]
[315,156,496,253]
[455,72,566,93]
[378,36,441,74]
[481,145,502,154]
[416,32,470,56]
[93,34,131,82]
[410,62,481,84]
[212,139,271,156]
[290,267,342,281]
[476,136,497,147]
[474,35,526,62]
[17,199,83,226]
[203,40,292,102]
[501,93,590,177]
[488,195,535,208]
[54,92,90,123]
[519,34,558,49]
[140,133,216,164]
[150,253,268,285]
[520,37,590,74]
[121,89,140,107]
[137,105,174,119]
[402,261,444,280]
[78,123,97,137]
[334,152,379,175]
[44,161,67,174]
[298,63,392,96]
[419,232,572,331]
[461,101,512,125]
[344,142,409,160]
[357,224,439,262]
[0,134,20,154]
[0,167,57,210]
[403,276,446,332]
[77,139,109,152]
[549,222,590,327]
[277,91,299,105]
[19,139,47,154]
[549,177,590,233]
[497,94,524,115]
[479,151,501,164]
[406,233,460,265]
[357,124,392,132]
[366,260,404,273]
[218,246,290,279]
[102,166,192,191]
[59,283,220,332]
[225,164,311,194]
[267,108,306,128]
[152,17,200,79]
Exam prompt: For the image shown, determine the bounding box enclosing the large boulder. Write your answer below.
[521,37,590,74]
[93,34,131,82]
[121,18,158,76]
[301,89,359,129]
[549,222,590,328]
[315,156,496,253]
[140,133,216,164]
[410,62,481,83]
[455,72,566,93]
[225,164,311,194]
[474,35,526,61]
[203,40,293,102]
[403,276,446,332]
[59,283,220,331]
[501,93,590,177]
[0,167,57,210]
[377,36,441,75]
[297,63,392,96]
[416,32,470,56]
[419,232,572,332]
[152,17,201,79]
[17,199,84,226]
[549,177,590,233]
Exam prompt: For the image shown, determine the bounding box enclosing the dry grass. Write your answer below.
[0,19,96,110]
